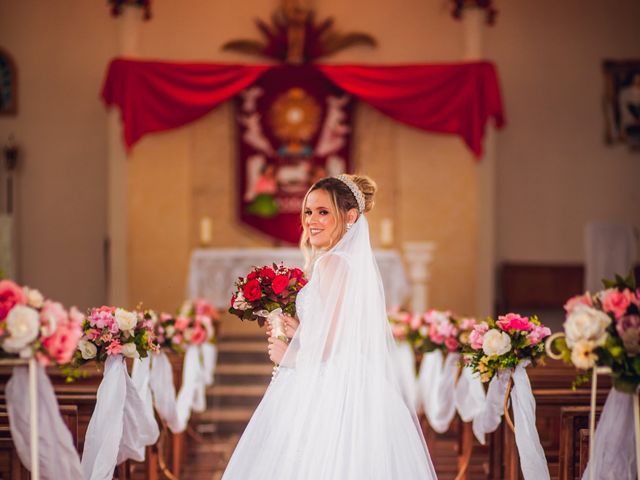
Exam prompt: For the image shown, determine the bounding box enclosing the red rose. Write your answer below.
[290,268,304,281]
[259,267,276,282]
[230,294,236,308]
[0,280,26,320]
[272,275,289,295]
[243,279,262,302]
[247,271,258,280]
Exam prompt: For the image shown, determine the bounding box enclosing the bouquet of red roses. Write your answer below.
[229,264,307,327]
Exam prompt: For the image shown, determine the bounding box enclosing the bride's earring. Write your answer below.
[346,223,353,231]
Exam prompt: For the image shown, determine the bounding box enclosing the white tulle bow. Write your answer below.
[6,364,83,479]
[81,355,159,480]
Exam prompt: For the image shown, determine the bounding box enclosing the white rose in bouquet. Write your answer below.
[233,291,250,311]
[121,342,140,359]
[482,329,512,356]
[2,305,40,354]
[78,339,97,360]
[115,308,137,333]
[570,339,598,370]
[564,305,610,348]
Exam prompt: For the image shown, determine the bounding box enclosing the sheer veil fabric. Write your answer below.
[222,216,437,479]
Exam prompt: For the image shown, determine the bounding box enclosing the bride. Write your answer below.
[222,174,437,479]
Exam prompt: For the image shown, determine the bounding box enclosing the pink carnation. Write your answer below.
[564,293,593,312]
[0,280,26,320]
[602,289,637,319]
[469,322,489,349]
[616,314,640,336]
[89,306,115,329]
[496,313,533,332]
[106,339,122,356]
[190,324,207,345]
[527,325,551,345]
[428,322,445,344]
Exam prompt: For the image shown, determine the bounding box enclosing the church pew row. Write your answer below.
[0,352,187,480]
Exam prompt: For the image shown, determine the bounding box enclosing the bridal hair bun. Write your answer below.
[349,174,377,213]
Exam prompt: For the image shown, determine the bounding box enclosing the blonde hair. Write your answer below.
[299,174,377,270]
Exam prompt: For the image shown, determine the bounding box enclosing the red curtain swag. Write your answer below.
[102,58,505,157]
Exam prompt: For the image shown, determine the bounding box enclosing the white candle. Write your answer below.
[200,217,212,246]
[381,218,393,247]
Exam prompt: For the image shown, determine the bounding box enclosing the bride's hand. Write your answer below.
[267,337,288,364]
[282,314,299,339]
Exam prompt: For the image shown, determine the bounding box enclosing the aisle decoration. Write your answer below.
[547,272,640,480]
[0,279,84,478]
[78,306,161,480]
[465,313,551,480]
[415,310,485,433]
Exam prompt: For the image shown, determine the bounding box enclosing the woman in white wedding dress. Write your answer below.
[222,174,437,479]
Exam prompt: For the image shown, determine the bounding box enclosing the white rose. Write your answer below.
[78,340,97,360]
[165,325,176,338]
[233,291,250,311]
[121,342,139,359]
[418,325,429,338]
[115,308,137,332]
[2,306,40,354]
[570,339,598,370]
[482,329,512,356]
[23,287,44,309]
[564,305,611,348]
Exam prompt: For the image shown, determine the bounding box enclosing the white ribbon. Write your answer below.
[81,355,160,480]
[131,356,158,437]
[472,368,512,445]
[511,363,550,480]
[149,351,181,433]
[419,352,458,433]
[455,366,486,422]
[175,345,205,431]
[6,364,82,479]
[418,350,441,416]
[395,342,418,410]
[582,388,636,480]
[201,343,217,387]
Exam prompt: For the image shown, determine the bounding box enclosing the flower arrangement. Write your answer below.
[550,273,640,393]
[388,308,423,345]
[451,0,498,25]
[229,264,307,326]
[74,306,159,364]
[0,280,83,366]
[419,309,478,354]
[464,313,551,382]
[147,299,218,353]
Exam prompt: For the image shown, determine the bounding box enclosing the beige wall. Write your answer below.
[2,0,638,316]
[0,1,115,308]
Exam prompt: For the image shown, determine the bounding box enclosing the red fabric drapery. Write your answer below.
[102,58,505,157]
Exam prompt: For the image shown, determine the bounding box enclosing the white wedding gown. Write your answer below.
[222,217,437,479]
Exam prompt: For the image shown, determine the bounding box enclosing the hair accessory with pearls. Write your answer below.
[335,174,365,214]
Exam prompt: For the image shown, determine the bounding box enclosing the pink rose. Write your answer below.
[194,299,218,319]
[459,318,477,331]
[564,293,593,313]
[86,328,101,340]
[444,336,460,352]
[527,325,551,345]
[106,339,122,356]
[392,324,407,340]
[602,289,637,319]
[616,314,640,336]
[42,320,82,365]
[429,322,444,344]
[190,324,207,345]
[69,307,85,325]
[175,316,190,331]
[469,322,489,349]
[410,314,422,330]
[0,280,26,320]
[39,301,69,336]
[496,313,533,332]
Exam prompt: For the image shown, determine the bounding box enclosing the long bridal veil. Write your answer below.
[223,216,436,479]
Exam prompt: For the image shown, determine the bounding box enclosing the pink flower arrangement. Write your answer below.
[73,306,159,365]
[387,308,422,344]
[417,310,478,354]
[0,280,83,366]
[151,299,219,353]
[464,313,550,383]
